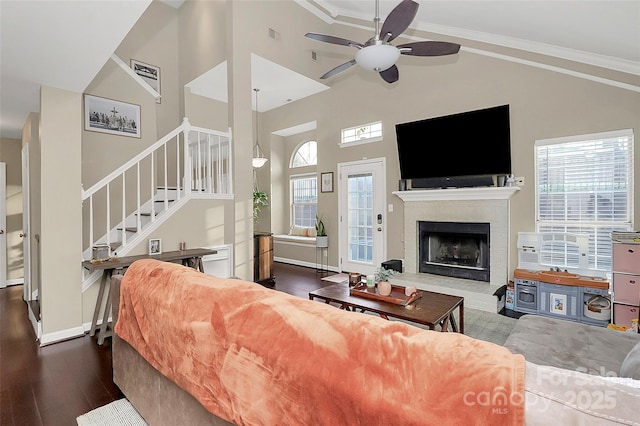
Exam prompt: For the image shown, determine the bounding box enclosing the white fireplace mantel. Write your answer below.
[393,186,520,202]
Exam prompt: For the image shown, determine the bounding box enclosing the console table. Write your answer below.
[82,248,217,345]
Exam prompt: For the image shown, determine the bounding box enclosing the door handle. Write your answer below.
[19,232,26,238]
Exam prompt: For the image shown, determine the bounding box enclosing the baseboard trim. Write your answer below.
[40,326,85,347]
[274,257,339,273]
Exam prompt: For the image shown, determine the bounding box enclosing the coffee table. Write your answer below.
[309,283,464,333]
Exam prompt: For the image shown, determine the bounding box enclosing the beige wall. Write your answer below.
[40,86,83,340]
[253,2,640,276]
[0,137,23,282]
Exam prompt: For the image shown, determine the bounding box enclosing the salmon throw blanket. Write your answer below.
[115,259,525,425]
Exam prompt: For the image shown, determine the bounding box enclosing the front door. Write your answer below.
[338,158,386,276]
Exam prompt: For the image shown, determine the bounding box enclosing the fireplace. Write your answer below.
[419,221,490,282]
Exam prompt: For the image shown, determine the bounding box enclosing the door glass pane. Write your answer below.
[348,173,373,264]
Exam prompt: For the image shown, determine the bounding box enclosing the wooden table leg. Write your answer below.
[440,315,450,332]
[97,269,114,345]
[89,270,110,337]
[449,313,459,333]
[459,301,464,334]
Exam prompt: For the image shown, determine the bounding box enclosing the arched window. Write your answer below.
[291,141,317,167]
[289,141,318,230]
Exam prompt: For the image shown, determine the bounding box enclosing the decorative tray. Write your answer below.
[350,282,422,306]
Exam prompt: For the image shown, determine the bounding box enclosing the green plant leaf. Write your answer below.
[253,190,269,220]
[315,214,326,236]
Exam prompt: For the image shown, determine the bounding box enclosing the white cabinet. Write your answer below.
[612,242,640,327]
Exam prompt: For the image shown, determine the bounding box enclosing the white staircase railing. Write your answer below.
[81,118,232,258]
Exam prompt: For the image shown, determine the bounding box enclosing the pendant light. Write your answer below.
[252,88,268,168]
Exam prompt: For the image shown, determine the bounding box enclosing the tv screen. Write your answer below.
[395,105,511,182]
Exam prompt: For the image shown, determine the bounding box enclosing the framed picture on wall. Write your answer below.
[321,172,333,193]
[130,59,161,104]
[148,238,162,255]
[84,94,141,138]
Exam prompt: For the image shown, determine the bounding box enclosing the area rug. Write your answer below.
[321,273,349,283]
[76,398,147,426]
[457,308,518,346]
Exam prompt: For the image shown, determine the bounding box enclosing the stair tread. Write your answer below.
[116,227,138,232]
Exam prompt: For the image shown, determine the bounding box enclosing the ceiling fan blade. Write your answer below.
[397,41,461,56]
[320,59,357,79]
[379,65,399,83]
[305,33,363,48]
[379,0,419,43]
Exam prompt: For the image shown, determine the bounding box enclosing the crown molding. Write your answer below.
[302,1,640,90]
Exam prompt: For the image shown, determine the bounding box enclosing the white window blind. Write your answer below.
[535,129,633,272]
[291,174,317,228]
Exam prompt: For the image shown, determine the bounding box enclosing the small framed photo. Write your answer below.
[130,59,161,103]
[84,94,141,138]
[148,238,162,255]
[320,172,334,193]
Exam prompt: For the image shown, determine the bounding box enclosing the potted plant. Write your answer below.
[374,267,396,296]
[315,214,328,248]
[253,189,269,220]
[375,267,396,283]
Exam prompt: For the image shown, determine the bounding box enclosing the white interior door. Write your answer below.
[21,144,32,301]
[338,158,386,276]
[0,163,6,288]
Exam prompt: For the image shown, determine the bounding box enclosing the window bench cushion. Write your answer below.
[273,234,316,244]
[289,225,316,237]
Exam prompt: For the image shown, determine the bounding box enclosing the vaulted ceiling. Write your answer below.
[1,0,638,139]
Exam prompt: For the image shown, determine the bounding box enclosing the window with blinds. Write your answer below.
[535,129,634,272]
[291,174,318,228]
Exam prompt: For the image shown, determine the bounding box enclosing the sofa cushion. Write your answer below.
[620,340,640,379]
[504,314,640,376]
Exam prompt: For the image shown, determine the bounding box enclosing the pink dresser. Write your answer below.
[612,242,640,327]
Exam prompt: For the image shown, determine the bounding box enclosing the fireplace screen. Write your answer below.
[419,221,490,282]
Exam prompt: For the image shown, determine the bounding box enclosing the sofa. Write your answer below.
[111,259,640,425]
[504,314,640,379]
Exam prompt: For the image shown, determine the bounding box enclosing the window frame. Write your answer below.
[289,172,318,229]
[534,128,634,273]
[290,140,317,168]
[340,121,383,147]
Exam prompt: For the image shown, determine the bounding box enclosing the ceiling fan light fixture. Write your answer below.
[354,44,400,71]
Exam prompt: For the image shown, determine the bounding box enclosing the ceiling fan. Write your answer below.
[305,0,461,83]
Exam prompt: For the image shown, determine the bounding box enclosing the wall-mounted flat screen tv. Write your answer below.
[395,105,511,185]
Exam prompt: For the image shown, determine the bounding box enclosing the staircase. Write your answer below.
[81,118,232,291]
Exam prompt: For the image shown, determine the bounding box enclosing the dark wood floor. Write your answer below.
[0,262,332,426]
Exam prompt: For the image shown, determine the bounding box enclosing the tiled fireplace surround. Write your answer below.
[392,187,520,313]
